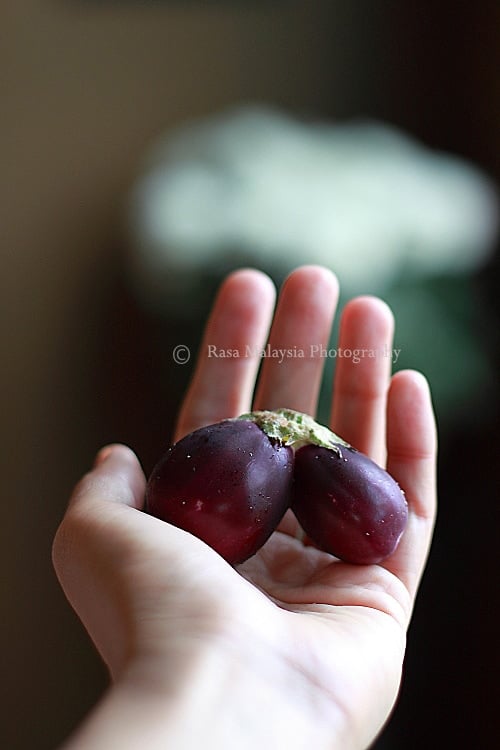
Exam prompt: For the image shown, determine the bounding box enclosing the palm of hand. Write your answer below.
[240,539,407,745]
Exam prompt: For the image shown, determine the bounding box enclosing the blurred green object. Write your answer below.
[127,106,497,309]
[126,106,499,429]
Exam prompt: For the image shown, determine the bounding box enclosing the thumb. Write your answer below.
[68,443,146,512]
[52,445,146,675]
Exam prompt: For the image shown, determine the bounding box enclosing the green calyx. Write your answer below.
[237,408,351,453]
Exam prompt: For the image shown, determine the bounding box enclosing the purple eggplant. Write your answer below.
[292,443,408,564]
[146,408,408,566]
[146,419,293,565]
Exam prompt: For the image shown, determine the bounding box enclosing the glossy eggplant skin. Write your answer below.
[146,420,294,565]
[292,444,408,565]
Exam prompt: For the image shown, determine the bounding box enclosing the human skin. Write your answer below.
[52,265,437,750]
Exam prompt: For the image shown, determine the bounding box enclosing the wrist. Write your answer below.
[114,622,351,750]
[60,622,351,750]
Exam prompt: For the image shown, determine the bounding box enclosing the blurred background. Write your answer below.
[1,1,499,748]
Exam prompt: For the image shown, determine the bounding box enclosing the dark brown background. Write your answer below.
[1,2,499,748]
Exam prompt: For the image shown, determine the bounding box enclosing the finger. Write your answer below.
[382,370,437,605]
[54,445,146,617]
[275,508,303,538]
[175,269,276,441]
[53,446,151,678]
[330,296,394,465]
[68,444,147,512]
[253,266,339,415]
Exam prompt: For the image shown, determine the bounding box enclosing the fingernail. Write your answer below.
[93,445,116,467]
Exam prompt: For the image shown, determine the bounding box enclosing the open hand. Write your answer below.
[53,266,437,750]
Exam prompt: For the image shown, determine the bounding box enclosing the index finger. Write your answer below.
[175,269,276,441]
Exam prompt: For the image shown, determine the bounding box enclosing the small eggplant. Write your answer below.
[292,443,408,565]
[146,408,407,566]
[146,419,293,565]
